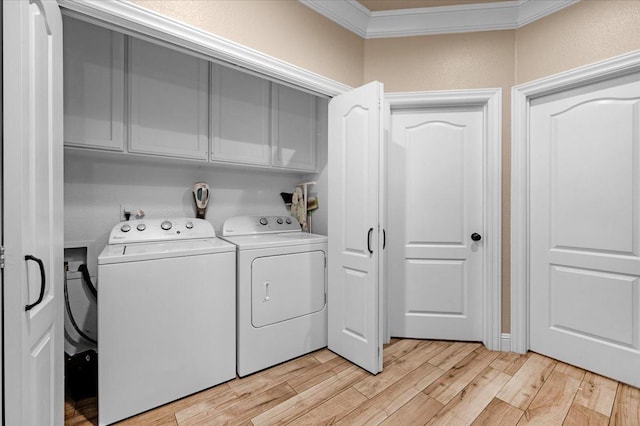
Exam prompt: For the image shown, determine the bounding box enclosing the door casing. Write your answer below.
[511,50,640,353]
[386,89,502,351]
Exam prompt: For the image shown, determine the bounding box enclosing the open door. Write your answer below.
[3,1,64,424]
[328,81,384,374]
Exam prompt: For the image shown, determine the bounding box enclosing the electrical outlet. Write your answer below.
[120,205,146,221]
[120,205,131,221]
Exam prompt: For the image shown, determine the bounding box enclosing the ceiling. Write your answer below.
[300,0,579,39]
[357,0,512,12]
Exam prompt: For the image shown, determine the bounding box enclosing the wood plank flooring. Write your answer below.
[65,339,640,425]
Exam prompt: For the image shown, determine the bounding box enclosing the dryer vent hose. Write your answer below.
[64,263,97,345]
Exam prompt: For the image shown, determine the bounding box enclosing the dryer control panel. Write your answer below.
[108,218,215,244]
[222,215,301,236]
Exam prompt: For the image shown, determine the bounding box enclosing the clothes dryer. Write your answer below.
[221,216,328,377]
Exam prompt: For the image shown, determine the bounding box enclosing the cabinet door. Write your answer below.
[211,64,271,165]
[63,16,124,151]
[129,38,208,160]
[271,84,317,171]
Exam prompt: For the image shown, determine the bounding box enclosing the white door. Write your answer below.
[3,1,64,424]
[530,73,640,387]
[328,81,384,374]
[388,107,484,341]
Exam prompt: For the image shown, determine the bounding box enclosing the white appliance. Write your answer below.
[97,218,236,425]
[221,215,328,377]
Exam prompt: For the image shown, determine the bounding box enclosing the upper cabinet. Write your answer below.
[128,38,208,161]
[271,84,317,171]
[63,18,319,172]
[63,17,125,151]
[211,64,271,166]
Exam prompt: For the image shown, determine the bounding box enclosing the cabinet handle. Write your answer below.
[24,255,46,311]
[367,228,374,254]
[383,229,386,249]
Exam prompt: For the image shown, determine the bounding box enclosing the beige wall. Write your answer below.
[129,0,640,334]
[130,0,365,87]
[516,0,640,84]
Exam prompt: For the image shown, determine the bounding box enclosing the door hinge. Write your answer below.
[0,246,5,269]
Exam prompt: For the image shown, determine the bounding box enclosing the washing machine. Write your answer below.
[221,215,328,377]
[97,218,236,425]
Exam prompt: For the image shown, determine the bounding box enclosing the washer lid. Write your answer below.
[98,238,235,265]
[221,232,327,250]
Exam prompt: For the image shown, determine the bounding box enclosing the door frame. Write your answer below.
[510,50,640,354]
[386,88,502,351]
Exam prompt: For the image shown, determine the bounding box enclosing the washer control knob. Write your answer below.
[136,223,146,232]
[276,217,284,224]
[185,221,194,229]
[259,217,268,226]
[285,217,292,224]
[120,224,131,233]
[161,220,172,231]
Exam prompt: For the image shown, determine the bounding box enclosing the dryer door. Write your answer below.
[252,251,326,327]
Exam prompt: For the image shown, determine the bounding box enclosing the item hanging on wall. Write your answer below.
[192,182,210,219]
[280,192,293,210]
[290,181,316,232]
[290,186,307,231]
[307,194,319,234]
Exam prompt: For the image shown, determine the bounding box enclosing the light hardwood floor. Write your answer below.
[65,339,640,425]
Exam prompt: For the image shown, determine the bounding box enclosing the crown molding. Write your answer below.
[300,0,579,39]
[300,0,370,38]
[57,0,352,97]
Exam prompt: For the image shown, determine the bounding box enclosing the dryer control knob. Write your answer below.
[276,217,283,224]
[185,222,194,229]
[285,218,292,224]
[136,223,146,231]
[161,220,172,230]
[259,217,268,226]
[121,224,131,232]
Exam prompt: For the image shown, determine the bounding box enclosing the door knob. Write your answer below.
[471,233,482,242]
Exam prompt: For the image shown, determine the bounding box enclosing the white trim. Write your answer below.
[501,333,511,352]
[386,88,502,351]
[516,0,579,27]
[299,0,578,39]
[511,49,640,354]
[57,0,352,97]
[300,0,370,38]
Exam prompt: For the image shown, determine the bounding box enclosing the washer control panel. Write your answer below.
[108,218,213,244]
[222,215,300,236]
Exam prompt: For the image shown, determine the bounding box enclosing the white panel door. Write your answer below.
[3,1,64,424]
[530,74,640,387]
[328,81,384,374]
[388,107,484,341]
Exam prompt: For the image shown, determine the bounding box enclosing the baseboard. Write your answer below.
[500,333,511,352]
